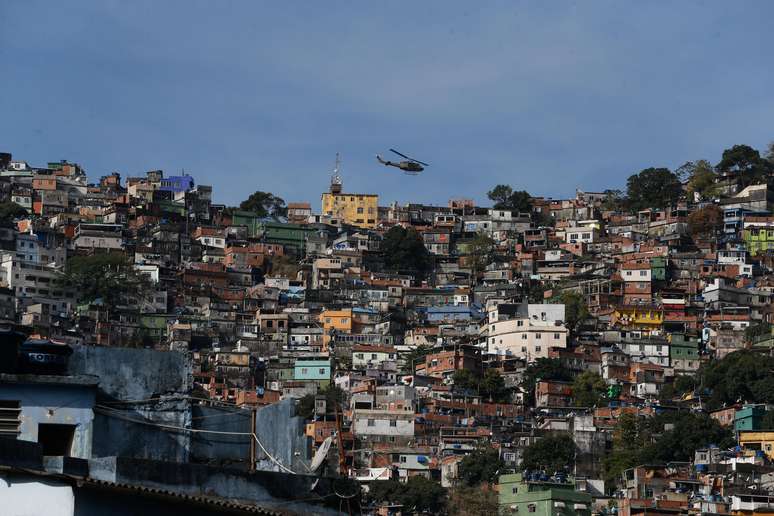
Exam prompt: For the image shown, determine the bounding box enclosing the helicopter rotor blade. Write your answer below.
[390,148,429,167]
[389,148,411,160]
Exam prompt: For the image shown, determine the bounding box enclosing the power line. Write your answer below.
[94,405,296,475]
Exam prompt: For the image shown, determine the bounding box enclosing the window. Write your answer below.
[535,333,541,339]
[512,487,518,494]
[528,504,536,513]
[37,423,76,457]
[319,368,326,375]
[535,346,541,352]
[517,320,523,327]
[367,419,375,427]
[400,455,406,462]
[521,334,527,340]
[0,400,21,436]
[301,368,308,375]
[390,420,397,427]
[554,333,560,339]
[266,320,273,328]
[640,270,647,276]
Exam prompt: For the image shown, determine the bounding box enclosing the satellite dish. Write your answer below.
[310,436,333,473]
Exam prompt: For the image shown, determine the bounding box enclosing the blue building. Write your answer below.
[159,174,194,193]
[294,359,331,383]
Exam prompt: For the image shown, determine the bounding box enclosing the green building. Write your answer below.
[139,314,170,341]
[735,406,767,432]
[743,227,774,256]
[650,256,667,281]
[231,210,264,238]
[498,473,592,516]
[261,222,317,255]
[669,333,700,370]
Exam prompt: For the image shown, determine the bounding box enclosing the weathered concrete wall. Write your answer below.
[68,346,192,400]
[190,405,252,469]
[68,346,193,462]
[92,399,191,463]
[253,398,312,473]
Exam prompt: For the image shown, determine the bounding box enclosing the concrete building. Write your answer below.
[498,472,592,516]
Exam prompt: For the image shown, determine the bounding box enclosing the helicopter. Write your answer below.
[376,149,429,175]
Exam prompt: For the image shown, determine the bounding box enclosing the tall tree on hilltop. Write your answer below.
[380,226,432,280]
[557,290,589,339]
[717,144,772,189]
[0,201,28,222]
[238,191,287,218]
[687,204,723,238]
[626,167,682,211]
[487,184,532,213]
[685,160,720,200]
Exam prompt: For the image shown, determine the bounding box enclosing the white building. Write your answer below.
[352,409,415,439]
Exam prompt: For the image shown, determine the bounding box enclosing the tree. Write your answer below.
[380,226,433,280]
[521,433,575,472]
[447,486,498,515]
[697,350,774,409]
[640,412,734,464]
[295,385,345,419]
[452,369,479,395]
[604,410,735,487]
[487,185,532,213]
[626,167,682,211]
[603,413,644,485]
[601,189,626,212]
[685,160,719,200]
[745,322,772,343]
[572,371,606,408]
[659,375,696,402]
[717,144,774,189]
[766,141,774,164]
[687,205,723,238]
[59,253,150,308]
[468,232,495,278]
[521,358,573,404]
[0,201,28,222]
[458,447,504,486]
[238,191,287,218]
[558,291,589,337]
[369,476,447,514]
[480,369,509,403]
[487,184,513,207]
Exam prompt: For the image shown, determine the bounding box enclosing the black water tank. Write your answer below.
[17,339,73,375]
[0,329,26,373]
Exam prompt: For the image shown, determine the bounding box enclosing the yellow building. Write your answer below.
[320,308,353,351]
[738,431,774,460]
[611,305,664,331]
[321,191,378,229]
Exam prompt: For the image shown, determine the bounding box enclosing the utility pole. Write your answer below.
[250,405,257,472]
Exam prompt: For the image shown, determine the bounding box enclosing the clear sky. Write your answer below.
[1,1,773,208]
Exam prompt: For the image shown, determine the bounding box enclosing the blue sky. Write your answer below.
[1,1,773,207]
